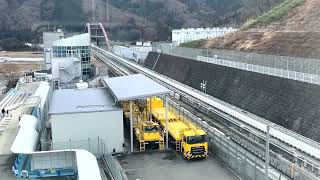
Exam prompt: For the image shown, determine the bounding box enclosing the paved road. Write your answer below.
[117,151,239,180]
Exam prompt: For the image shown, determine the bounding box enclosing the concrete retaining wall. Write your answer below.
[145,52,320,142]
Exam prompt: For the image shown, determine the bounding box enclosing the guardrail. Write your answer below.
[92,45,320,153]
[167,99,318,180]
[197,56,320,85]
[154,45,320,85]
[102,154,125,180]
[92,46,320,179]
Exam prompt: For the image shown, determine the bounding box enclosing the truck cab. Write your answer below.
[135,121,164,150]
[139,121,162,141]
[181,130,208,159]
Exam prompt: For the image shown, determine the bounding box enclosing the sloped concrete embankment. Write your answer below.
[145,52,320,142]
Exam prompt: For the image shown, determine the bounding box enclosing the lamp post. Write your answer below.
[200,80,207,94]
[265,125,270,180]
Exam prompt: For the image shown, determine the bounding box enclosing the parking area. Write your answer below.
[116,150,239,180]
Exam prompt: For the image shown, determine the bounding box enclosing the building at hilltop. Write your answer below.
[172,28,237,45]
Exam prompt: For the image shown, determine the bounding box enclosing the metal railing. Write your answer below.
[41,138,126,180]
[93,46,319,179]
[154,45,320,84]
[41,138,107,158]
[167,99,319,180]
[197,56,320,85]
[94,45,320,155]
[102,153,125,180]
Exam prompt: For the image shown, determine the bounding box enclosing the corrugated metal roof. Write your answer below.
[52,33,90,47]
[49,88,121,114]
[104,74,171,101]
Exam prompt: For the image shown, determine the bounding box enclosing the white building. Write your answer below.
[113,42,152,64]
[51,57,82,88]
[52,33,92,81]
[172,27,237,45]
[49,88,124,153]
[43,30,64,69]
[43,30,64,50]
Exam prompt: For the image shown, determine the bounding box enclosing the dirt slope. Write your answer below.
[204,0,320,59]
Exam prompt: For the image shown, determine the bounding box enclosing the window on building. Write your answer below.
[82,68,91,76]
[54,81,59,90]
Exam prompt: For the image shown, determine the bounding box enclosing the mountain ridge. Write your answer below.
[0,0,283,48]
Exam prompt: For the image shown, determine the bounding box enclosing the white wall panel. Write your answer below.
[51,110,124,153]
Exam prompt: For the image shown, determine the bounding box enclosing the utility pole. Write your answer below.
[106,0,110,23]
[92,0,96,22]
[265,125,270,180]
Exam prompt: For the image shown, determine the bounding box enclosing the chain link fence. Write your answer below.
[167,98,319,180]
[153,44,320,85]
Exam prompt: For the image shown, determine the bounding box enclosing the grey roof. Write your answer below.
[49,88,121,115]
[52,33,90,47]
[103,74,170,101]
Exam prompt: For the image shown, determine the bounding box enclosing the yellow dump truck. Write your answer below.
[123,101,164,151]
[148,98,208,159]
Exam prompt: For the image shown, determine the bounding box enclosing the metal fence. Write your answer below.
[41,138,107,158]
[153,44,320,85]
[102,153,125,180]
[41,138,126,180]
[197,56,320,85]
[167,98,319,180]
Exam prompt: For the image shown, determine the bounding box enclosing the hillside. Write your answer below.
[0,0,283,48]
[200,0,320,59]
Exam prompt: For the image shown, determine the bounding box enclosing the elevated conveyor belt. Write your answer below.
[92,45,320,161]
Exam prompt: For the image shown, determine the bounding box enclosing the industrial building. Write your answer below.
[49,87,124,153]
[43,30,64,50]
[51,56,82,89]
[103,74,171,153]
[52,33,92,81]
[172,27,237,45]
[113,45,152,64]
[43,30,64,69]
